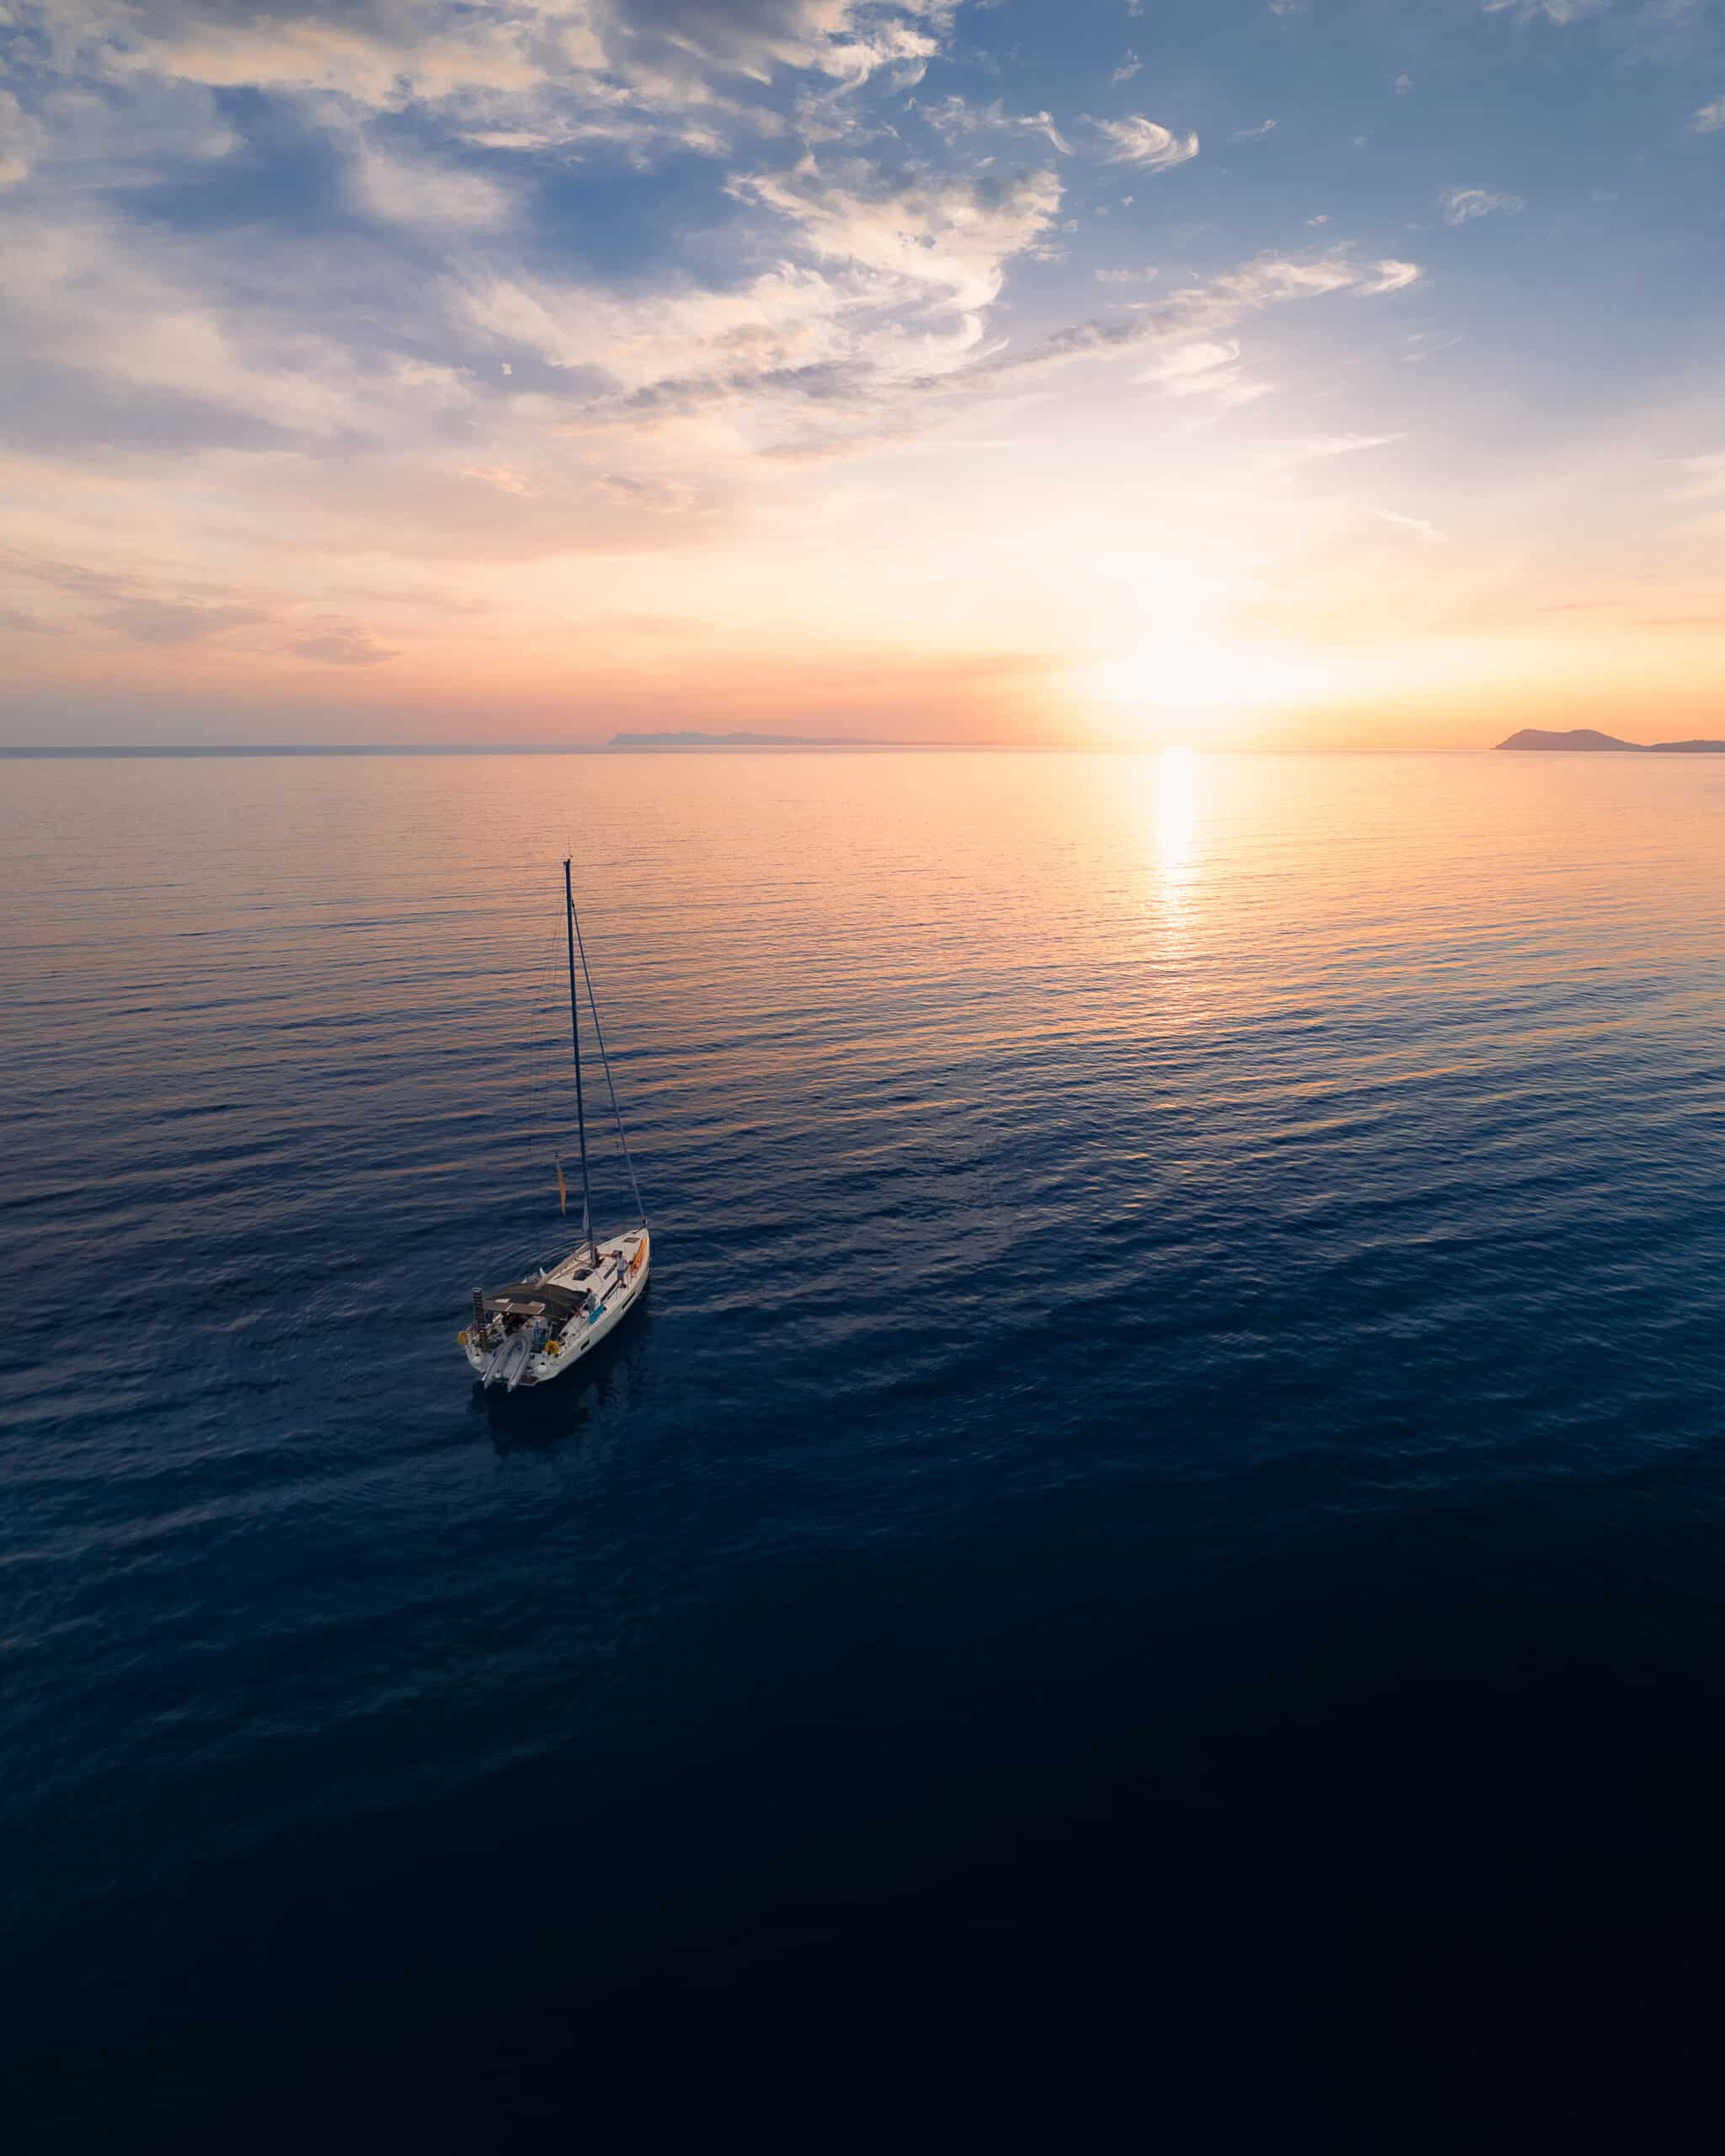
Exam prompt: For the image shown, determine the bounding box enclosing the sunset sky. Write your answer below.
[3,0,1722,748]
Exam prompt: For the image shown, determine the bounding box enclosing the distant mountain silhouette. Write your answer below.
[1496,728,1640,751]
[1496,727,1725,753]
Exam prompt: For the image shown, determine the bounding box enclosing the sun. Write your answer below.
[1079,631,1344,737]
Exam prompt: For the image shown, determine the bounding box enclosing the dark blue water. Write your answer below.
[5,750,1725,2144]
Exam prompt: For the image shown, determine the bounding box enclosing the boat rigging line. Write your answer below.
[570,898,648,1230]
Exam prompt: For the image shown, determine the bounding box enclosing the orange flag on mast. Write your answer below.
[554,1154,568,1215]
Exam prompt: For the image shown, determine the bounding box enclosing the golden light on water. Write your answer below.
[1151,741,1204,931]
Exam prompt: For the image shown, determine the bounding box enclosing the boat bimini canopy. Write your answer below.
[478,1279,589,1322]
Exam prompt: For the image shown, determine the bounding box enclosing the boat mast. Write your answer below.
[563,857,597,1263]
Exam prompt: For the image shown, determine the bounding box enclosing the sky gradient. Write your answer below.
[2,0,1722,747]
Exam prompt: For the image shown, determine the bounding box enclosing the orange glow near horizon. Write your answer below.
[9,532,1725,750]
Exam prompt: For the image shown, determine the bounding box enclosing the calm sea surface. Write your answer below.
[4,750,1725,2143]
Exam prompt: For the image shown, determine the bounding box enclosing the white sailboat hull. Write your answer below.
[462,1228,650,1390]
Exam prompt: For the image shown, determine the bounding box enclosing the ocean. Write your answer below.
[4,749,1725,2144]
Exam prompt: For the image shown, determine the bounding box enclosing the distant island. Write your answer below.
[1496,728,1725,753]
[609,730,873,748]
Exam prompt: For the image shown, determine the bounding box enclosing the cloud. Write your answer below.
[1138,354,1379,425]
[733,160,1064,319]
[968,253,1419,414]
[1393,73,1413,94]
[1135,339,1269,408]
[101,600,264,644]
[1230,120,1277,141]
[0,89,42,186]
[1277,432,1404,459]
[1376,510,1448,545]
[462,463,544,496]
[1135,339,1241,384]
[592,232,1420,467]
[1693,97,1725,134]
[921,95,1073,156]
[40,0,961,170]
[818,20,943,91]
[0,548,277,645]
[446,148,1067,472]
[1209,255,1418,304]
[1441,187,1525,225]
[470,257,856,402]
[1680,451,1725,498]
[1482,1,1606,21]
[13,55,1304,497]
[288,627,398,664]
[0,203,451,456]
[1112,51,1143,84]
[975,251,1421,392]
[99,1,937,102]
[592,471,700,513]
[1087,115,1200,172]
[349,140,511,229]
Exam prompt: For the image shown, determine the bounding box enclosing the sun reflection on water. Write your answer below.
[1153,745,1204,921]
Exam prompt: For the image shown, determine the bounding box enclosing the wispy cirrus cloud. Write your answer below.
[920,93,1073,156]
[1377,509,1449,545]
[1278,431,1404,459]
[1087,114,1200,171]
[1692,96,1725,133]
[970,251,1420,399]
[1442,186,1525,225]
[1135,338,1268,408]
[1482,0,1607,22]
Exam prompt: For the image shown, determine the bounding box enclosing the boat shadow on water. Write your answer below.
[471,1289,655,1452]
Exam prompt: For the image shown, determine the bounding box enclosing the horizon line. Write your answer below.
[0,741,1513,760]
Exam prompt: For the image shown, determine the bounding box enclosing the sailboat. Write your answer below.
[459,860,649,1390]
